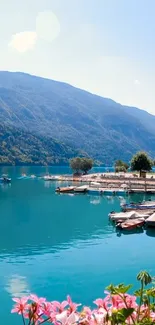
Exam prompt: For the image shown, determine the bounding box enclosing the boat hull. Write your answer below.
[56,187,74,193]
[0,178,11,183]
[122,204,155,211]
[116,219,145,230]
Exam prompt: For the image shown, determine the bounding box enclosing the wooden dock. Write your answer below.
[55,174,155,194]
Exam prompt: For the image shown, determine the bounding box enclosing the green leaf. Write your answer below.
[117,308,134,322]
[134,289,142,297]
[137,271,152,286]
[106,283,132,295]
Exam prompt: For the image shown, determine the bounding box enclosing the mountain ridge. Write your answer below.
[1,70,154,119]
[0,71,155,165]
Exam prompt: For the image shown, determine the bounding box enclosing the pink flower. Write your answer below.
[83,306,92,317]
[93,298,109,311]
[150,311,155,320]
[11,296,29,314]
[41,301,53,317]
[56,310,79,325]
[52,301,68,313]
[29,294,46,305]
[80,306,92,323]
[93,309,107,325]
[124,294,137,309]
[28,295,47,322]
[66,295,81,312]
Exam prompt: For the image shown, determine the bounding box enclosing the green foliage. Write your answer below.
[106,271,154,324]
[70,157,93,174]
[131,152,153,175]
[137,271,152,286]
[80,157,93,174]
[112,308,134,323]
[115,165,128,173]
[106,283,133,295]
[0,123,80,166]
[69,157,82,174]
[115,160,129,172]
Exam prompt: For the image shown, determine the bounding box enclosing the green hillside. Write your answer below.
[0,71,155,165]
[0,123,80,165]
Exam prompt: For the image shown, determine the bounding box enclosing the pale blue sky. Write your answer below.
[1,0,155,113]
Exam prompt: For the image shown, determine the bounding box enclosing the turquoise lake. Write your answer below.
[1,166,155,325]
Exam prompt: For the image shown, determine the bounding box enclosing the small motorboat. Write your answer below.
[31,174,36,179]
[56,186,75,193]
[122,201,155,211]
[43,175,57,181]
[116,218,145,230]
[109,210,151,221]
[18,174,31,180]
[74,185,88,193]
[145,213,155,227]
[0,175,11,183]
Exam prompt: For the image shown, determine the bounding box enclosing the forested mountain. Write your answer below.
[0,123,80,165]
[0,71,155,165]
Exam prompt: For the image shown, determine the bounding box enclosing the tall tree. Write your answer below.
[70,157,93,174]
[131,152,153,177]
[81,158,93,174]
[70,157,82,174]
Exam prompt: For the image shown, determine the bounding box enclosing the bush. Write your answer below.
[115,160,129,173]
[115,166,127,173]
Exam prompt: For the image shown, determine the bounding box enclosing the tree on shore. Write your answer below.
[70,157,93,175]
[115,160,129,172]
[131,151,153,177]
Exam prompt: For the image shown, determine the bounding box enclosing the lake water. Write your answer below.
[1,166,155,325]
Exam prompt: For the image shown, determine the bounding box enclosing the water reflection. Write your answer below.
[5,275,30,297]
[1,167,155,325]
[90,196,101,205]
[0,183,11,191]
[0,175,155,259]
[146,228,155,237]
[0,178,117,258]
[116,228,144,237]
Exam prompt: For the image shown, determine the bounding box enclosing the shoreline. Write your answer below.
[53,172,155,194]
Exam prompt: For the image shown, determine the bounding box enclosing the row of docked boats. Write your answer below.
[109,200,155,230]
[56,185,88,193]
[18,174,37,180]
[55,184,127,195]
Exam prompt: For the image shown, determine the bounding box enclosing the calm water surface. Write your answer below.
[0,166,155,325]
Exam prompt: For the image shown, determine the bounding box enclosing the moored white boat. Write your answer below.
[74,185,88,193]
[109,210,150,221]
[56,186,74,193]
[43,175,58,181]
[145,213,155,227]
[0,176,11,183]
[122,201,155,211]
